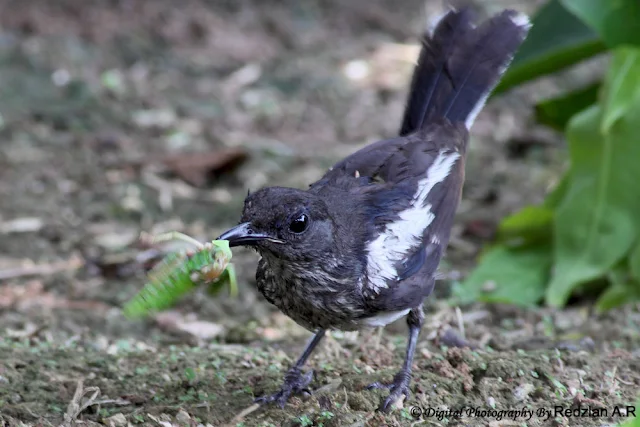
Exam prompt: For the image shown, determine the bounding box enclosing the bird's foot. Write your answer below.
[367,369,411,412]
[255,367,314,408]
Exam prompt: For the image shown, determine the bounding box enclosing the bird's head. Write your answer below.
[217,187,335,261]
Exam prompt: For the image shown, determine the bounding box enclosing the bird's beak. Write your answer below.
[217,222,283,247]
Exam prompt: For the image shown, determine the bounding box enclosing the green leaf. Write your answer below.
[458,243,551,306]
[547,48,640,306]
[596,283,632,312]
[495,0,606,94]
[545,174,571,209]
[546,75,640,305]
[561,0,640,49]
[630,242,640,282]
[596,265,640,312]
[601,48,640,133]
[535,82,600,131]
[184,367,197,382]
[497,205,554,245]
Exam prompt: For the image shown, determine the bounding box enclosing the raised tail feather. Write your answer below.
[399,8,530,136]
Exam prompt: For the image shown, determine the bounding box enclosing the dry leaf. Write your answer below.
[155,311,224,340]
[161,148,248,187]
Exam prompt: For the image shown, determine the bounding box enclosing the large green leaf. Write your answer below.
[562,0,640,49]
[535,82,600,131]
[547,105,638,305]
[458,243,551,306]
[495,0,606,94]
[546,47,640,305]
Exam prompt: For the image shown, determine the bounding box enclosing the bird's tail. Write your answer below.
[399,8,530,136]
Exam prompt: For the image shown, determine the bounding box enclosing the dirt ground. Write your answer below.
[0,1,638,426]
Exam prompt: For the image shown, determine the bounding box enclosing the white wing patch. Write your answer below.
[365,150,460,294]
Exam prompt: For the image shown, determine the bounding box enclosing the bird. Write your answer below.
[217,7,530,412]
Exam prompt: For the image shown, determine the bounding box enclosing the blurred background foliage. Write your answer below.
[457,0,640,311]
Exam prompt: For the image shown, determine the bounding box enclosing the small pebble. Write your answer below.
[487,396,496,408]
[105,413,127,427]
[176,409,191,425]
[513,383,534,401]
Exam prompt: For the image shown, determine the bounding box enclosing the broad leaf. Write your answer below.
[458,243,551,306]
[596,283,635,313]
[495,0,606,94]
[546,86,640,305]
[596,265,640,312]
[497,205,554,245]
[562,0,640,49]
[535,82,600,131]
[630,242,640,282]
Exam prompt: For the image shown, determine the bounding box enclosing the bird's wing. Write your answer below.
[357,122,467,308]
[310,136,408,190]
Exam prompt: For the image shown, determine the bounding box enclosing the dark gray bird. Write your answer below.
[218,8,530,412]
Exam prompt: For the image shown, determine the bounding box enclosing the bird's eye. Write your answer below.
[289,214,309,233]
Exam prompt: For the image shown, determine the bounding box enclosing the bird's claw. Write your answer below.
[255,367,314,408]
[366,370,411,413]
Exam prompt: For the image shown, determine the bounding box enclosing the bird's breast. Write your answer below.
[255,256,367,331]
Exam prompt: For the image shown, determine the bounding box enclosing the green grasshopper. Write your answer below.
[123,232,237,318]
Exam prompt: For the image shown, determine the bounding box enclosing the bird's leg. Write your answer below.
[367,306,423,412]
[255,329,325,408]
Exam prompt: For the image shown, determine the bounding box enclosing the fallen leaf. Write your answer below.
[0,280,45,308]
[0,217,44,234]
[154,311,224,340]
[104,413,127,427]
[161,148,248,187]
[93,230,139,250]
[173,320,224,340]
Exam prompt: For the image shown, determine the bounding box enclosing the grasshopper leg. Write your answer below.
[224,264,238,298]
[142,231,204,250]
[207,264,238,297]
